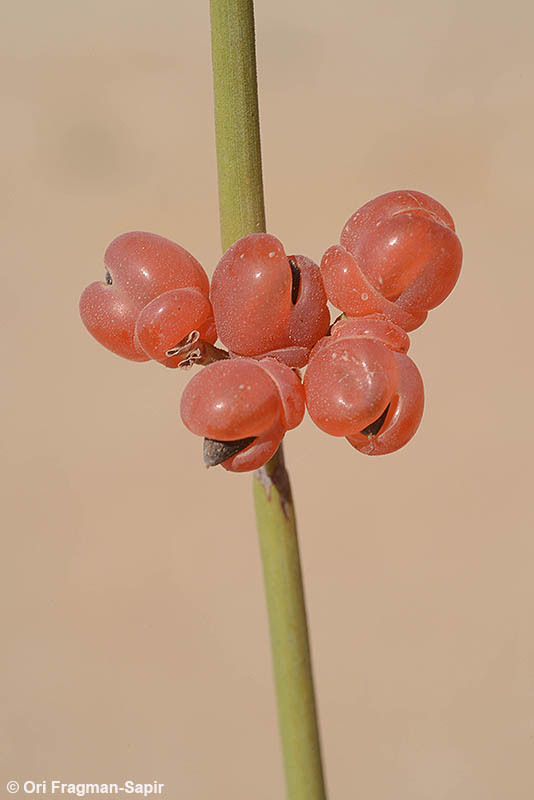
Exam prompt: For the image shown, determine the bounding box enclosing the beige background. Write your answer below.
[2,1,533,797]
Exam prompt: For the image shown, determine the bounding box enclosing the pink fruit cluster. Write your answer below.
[80,190,462,471]
[79,231,218,368]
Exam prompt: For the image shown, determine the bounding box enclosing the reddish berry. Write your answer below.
[134,288,216,368]
[80,231,210,361]
[321,190,462,330]
[304,337,398,436]
[346,352,424,455]
[211,234,290,356]
[181,359,280,441]
[321,246,427,331]
[103,231,209,303]
[180,357,304,472]
[304,319,424,454]
[210,234,329,363]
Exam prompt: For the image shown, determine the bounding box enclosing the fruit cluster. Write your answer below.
[80,190,462,471]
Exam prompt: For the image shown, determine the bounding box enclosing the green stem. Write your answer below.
[210,0,266,249]
[253,449,327,800]
[210,2,327,798]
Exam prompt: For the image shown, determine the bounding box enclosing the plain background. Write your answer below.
[2,1,533,797]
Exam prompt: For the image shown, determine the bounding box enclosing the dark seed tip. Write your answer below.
[360,403,391,437]
[288,257,301,305]
[203,436,257,467]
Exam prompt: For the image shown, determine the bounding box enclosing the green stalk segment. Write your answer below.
[209,2,327,797]
[253,450,327,800]
[210,0,266,250]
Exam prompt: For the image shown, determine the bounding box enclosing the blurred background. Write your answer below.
[2,1,533,797]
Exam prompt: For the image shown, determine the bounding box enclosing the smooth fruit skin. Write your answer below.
[341,190,461,310]
[180,357,305,471]
[211,233,292,356]
[321,190,462,329]
[134,288,216,365]
[211,234,330,362]
[222,421,285,473]
[321,246,428,331]
[180,358,282,441]
[304,337,398,436]
[305,319,424,453]
[80,231,210,361]
[79,282,149,361]
[104,231,209,305]
[346,352,424,455]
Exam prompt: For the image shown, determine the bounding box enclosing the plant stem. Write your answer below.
[210,0,266,250]
[253,450,327,800]
[209,2,327,798]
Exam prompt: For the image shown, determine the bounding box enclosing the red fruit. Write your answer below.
[180,357,305,472]
[221,421,285,473]
[104,231,209,304]
[181,359,280,440]
[346,352,424,455]
[304,338,398,436]
[80,231,210,361]
[304,320,424,454]
[210,234,290,356]
[321,245,428,332]
[211,234,329,363]
[321,190,462,329]
[134,288,216,367]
